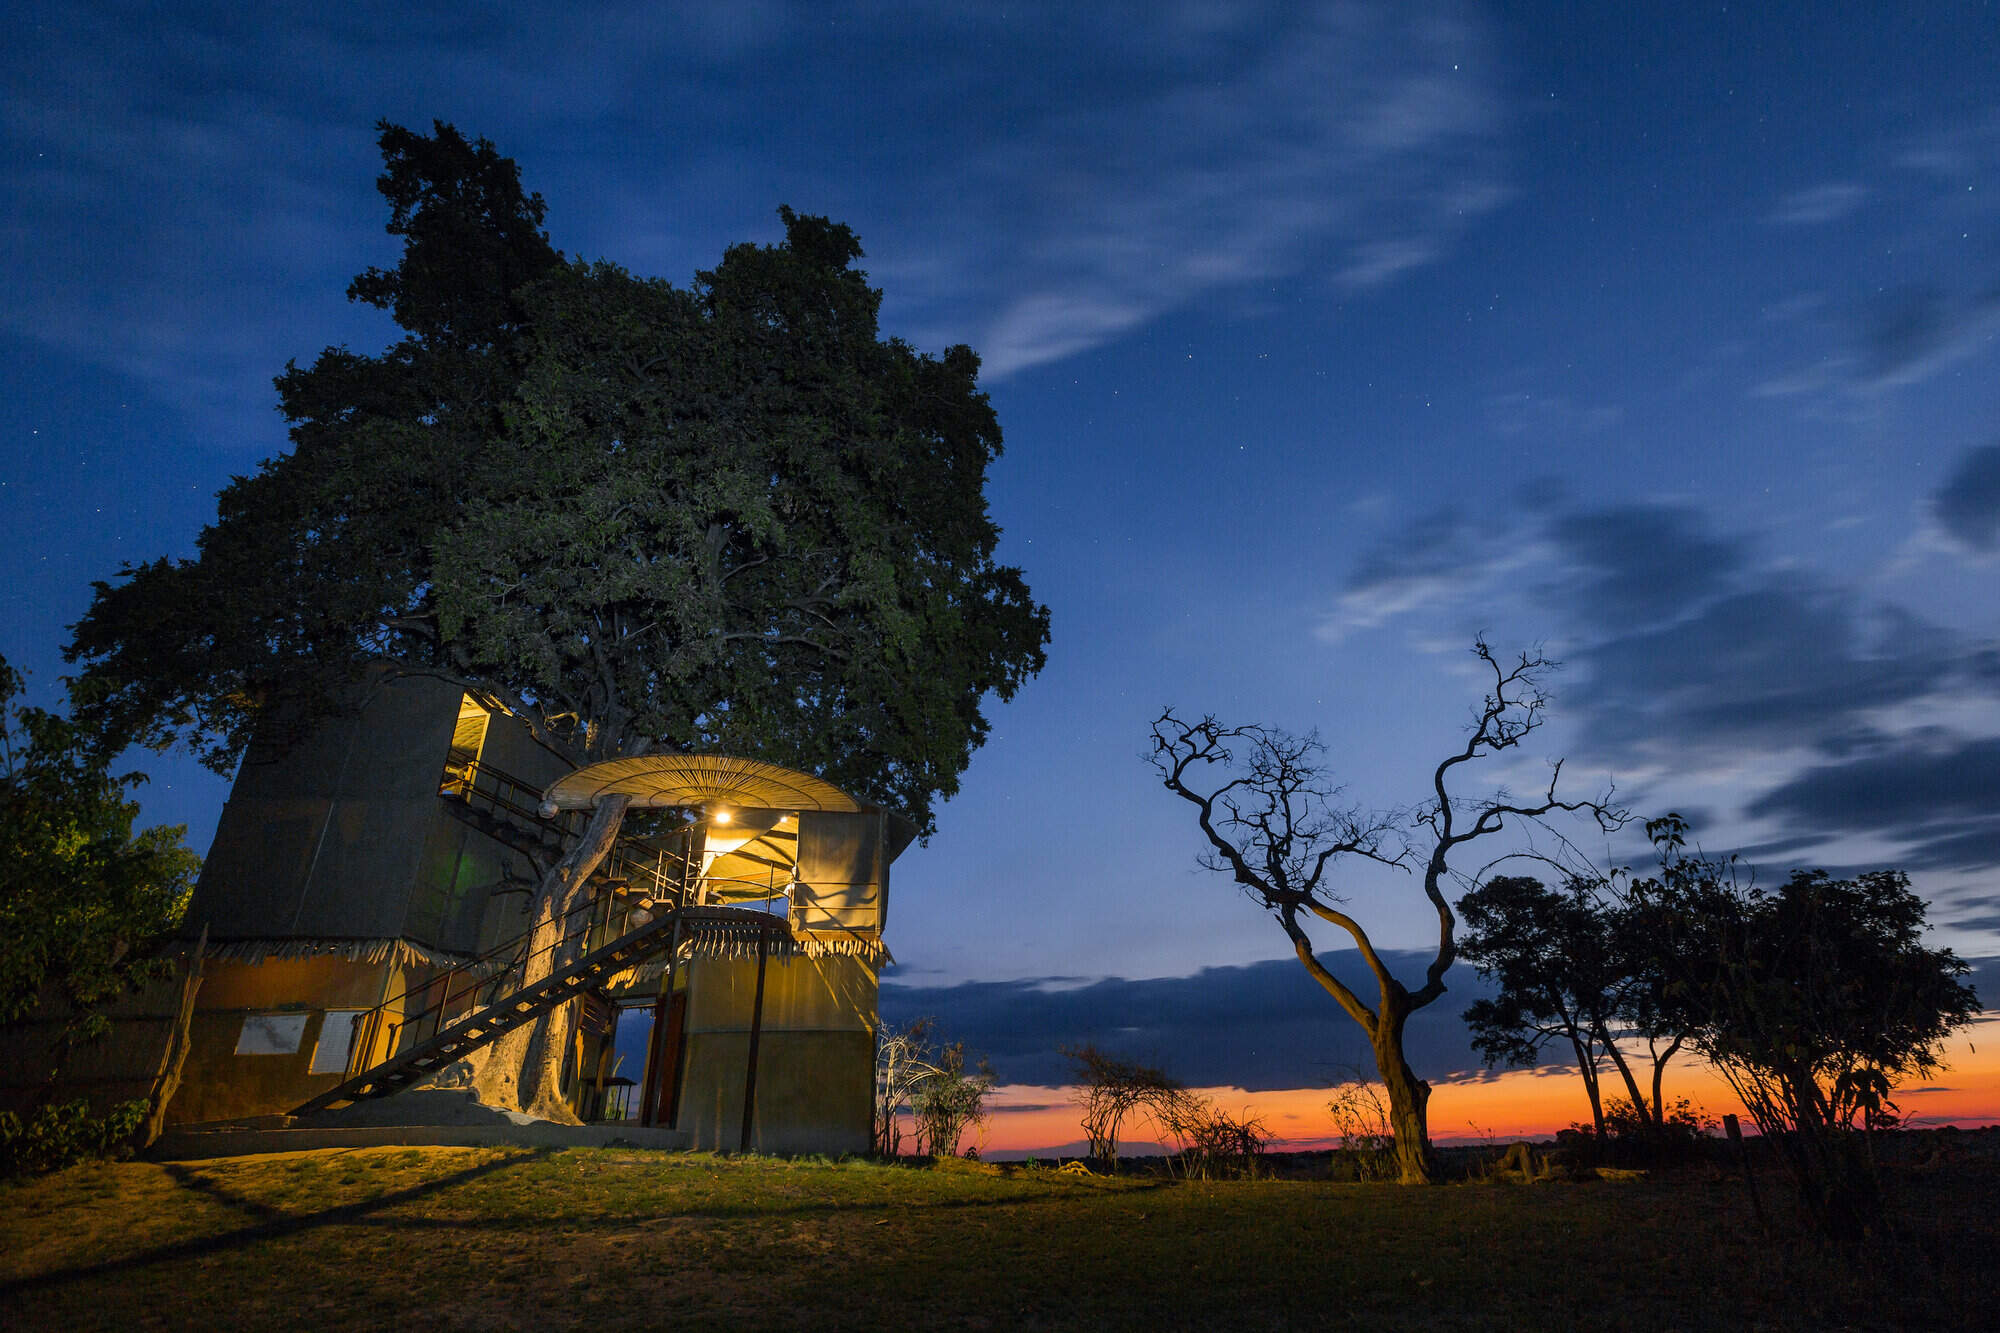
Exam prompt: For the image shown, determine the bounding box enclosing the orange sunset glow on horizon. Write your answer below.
[964,1016,2000,1158]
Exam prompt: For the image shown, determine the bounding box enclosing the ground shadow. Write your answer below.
[0,1148,549,1295]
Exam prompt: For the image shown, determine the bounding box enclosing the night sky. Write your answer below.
[6,3,1998,1130]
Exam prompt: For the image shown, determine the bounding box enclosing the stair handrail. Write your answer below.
[341,874,694,1081]
[298,904,792,1116]
[341,751,775,1082]
[442,756,700,892]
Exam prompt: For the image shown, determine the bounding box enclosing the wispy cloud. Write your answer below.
[1745,735,2000,871]
[1766,181,1868,225]
[1316,504,1538,642]
[1322,497,2000,875]
[894,4,1507,376]
[2,2,1509,435]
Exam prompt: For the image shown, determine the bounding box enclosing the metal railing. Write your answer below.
[440,755,706,903]
[339,885,673,1081]
[324,751,860,1088]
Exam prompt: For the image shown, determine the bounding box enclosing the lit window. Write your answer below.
[309,1009,370,1074]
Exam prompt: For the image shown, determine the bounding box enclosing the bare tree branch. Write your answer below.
[1146,639,1627,1184]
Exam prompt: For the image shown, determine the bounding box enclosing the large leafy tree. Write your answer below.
[1,656,199,1070]
[1628,816,1979,1241]
[1458,873,1684,1139]
[66,122,1048,1117]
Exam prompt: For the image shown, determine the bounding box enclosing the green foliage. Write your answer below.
[0,656,197,1053]
[66,123,1048,837]
[1564,1097,1715,1169]
[0,1097,148,1176]
[1460,874,1624,1070]
[909,1041,994,1158]
[1603,1095,1710,1140]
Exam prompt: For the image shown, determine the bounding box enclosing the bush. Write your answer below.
[1326,1079,1399,1182]
[0,1097,148,1176]
[1564,1097,1716,1167]
[1154,1093,1268,1180]
[910,1042,994,1158]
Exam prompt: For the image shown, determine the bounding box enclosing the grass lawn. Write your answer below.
[2,1146,1993,1330]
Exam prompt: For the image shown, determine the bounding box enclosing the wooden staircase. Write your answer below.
[291,905,779,1117]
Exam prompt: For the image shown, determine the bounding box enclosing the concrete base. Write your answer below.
[149,1120,692,1159]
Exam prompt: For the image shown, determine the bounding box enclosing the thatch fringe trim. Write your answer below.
[620,910,890,980]
[203,937,470,969]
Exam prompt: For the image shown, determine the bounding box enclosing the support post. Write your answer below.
[740,922,770,1153]
[639,915,682,1127]
[1723,1113,1766,1229]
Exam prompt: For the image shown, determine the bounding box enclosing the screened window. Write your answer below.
[234,1012,310,1055]
[308,1009,370,1074]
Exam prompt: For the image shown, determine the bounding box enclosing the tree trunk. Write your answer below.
[1648,1038,1683,1127]
[1373,1008,1434,1185]
[469,794,631,1120]
[1571,1035,1606,1138]
[1604,1037,1650,1121]
[141,928,205,1148]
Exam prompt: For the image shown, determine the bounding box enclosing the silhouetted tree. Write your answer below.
[1458,873,1683,1139]
[1150,640,1623,1184]
[66,122,1049,1119]
[1629,815,1980,1241]
[1061,1043,1184,1169]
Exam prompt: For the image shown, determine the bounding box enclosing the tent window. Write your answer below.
[309,1009,369,1074]
[234,1012,309,1055]
[441,694,491,796]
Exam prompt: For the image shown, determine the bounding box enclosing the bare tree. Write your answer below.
[872,1017,936,1157]
[1325,1071,1398,1182]
[875,1018,995,1158]
[1061,1043,1183,1169]
[1153,1093,1270,1180]
[1149,640,1623,1184]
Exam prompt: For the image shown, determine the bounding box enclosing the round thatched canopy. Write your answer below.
[541,754,866,815]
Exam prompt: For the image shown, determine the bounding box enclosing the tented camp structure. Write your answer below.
[161,674,914,1153]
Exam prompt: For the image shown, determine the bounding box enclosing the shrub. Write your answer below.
[0,1097,148,1176]
[1326,1079,1399,1182]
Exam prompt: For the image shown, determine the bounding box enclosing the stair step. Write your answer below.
[289,906,765,1119]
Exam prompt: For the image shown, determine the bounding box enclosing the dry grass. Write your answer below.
[2,1146,1993,1330]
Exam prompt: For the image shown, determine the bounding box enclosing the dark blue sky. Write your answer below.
[5,4,1997,1075]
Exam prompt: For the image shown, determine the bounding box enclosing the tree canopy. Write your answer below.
[67,121,1048,838]
[1628,815,1979,1239]
[0,656,198,1057]
[1458,872,1684,1140]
